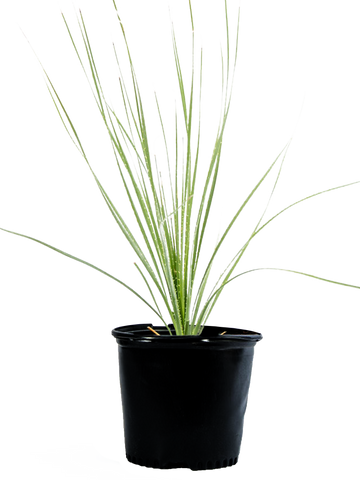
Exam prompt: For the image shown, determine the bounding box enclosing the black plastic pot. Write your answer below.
[112,323,262,471]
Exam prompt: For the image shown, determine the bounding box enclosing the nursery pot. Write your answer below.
[111,323,262,471]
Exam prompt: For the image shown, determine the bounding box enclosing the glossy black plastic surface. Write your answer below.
[112,324,262,470]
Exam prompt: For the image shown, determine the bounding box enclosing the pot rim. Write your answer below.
[112,323,262,347]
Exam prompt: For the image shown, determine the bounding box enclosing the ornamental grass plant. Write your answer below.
[1,0,359,335]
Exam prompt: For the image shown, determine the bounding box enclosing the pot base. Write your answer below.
[126,453,238,470]
[123,455,240,476]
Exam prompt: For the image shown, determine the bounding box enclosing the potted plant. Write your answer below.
[1,0,359,471]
